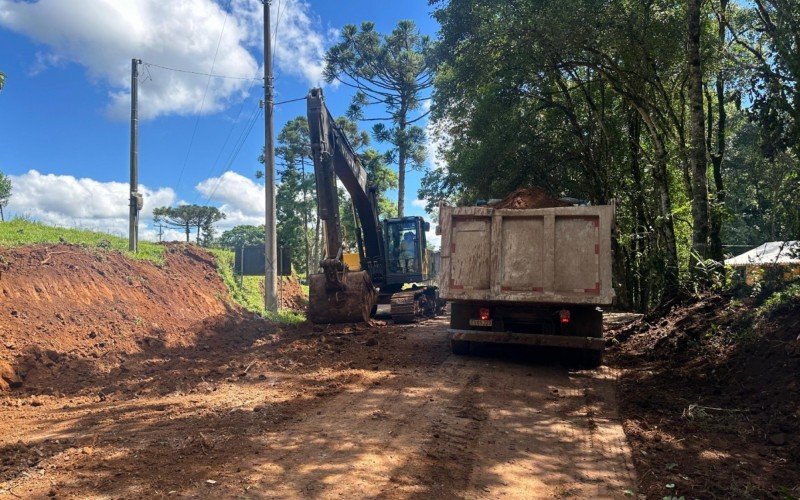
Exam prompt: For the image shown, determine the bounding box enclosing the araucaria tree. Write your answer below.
[324,20,433,217]
[0,171,11,222]
[152,205,225,245]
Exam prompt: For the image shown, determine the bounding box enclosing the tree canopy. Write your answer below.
[325,20,432,216]
[153,205,225,245]
[424,0,800,309]
[0,171,11,222]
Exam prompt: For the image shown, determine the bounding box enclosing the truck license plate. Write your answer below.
[469,319,493,327]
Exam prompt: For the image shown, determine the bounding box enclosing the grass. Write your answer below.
[207,248,306,325]
[0,218,165,264]
[0,219,304,324]
[756,282,800,318]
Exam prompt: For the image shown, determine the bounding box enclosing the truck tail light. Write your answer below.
[558,309,571,324]
[479,307,491,321]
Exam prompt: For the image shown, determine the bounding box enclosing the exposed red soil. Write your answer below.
[607,294,800,499]
[492,186,572,209]
[263,275,307,312]
[0,243,235,393]
[0,243,636,498]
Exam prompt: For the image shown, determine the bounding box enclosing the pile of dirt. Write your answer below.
[0,243,242,393]
[607,293,800,498]
[259,275,308,312]
[492,186,572,209]
[279,275,308,312]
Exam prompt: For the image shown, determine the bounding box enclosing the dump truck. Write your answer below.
[438,201,615,366]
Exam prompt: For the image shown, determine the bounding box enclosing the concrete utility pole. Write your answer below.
[263,1,278,311]
[129,58,143,252]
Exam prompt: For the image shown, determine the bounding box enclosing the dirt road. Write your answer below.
[1,317,635,499]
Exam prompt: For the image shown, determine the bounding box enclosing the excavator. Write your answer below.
[306,88,441,324]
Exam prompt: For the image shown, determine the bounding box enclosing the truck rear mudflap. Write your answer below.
[448,329,605,350]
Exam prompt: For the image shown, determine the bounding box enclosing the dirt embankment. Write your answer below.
[0,244,238,393]
[608,294,800,499]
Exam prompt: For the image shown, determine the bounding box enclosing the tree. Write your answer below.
[0,172,11,222]
[325,20,433,217]
[688,0,711,266]
[195,206,225,246]
[152,205,225,244]
[219,225,264,249]
[0,71,5,91]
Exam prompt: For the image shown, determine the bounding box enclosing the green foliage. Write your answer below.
[756,281,800,318]
[0,71,5,91]
[207,248,305,324]
[153,204,225,246]
[218,225,264,249]
[0,218,164,264]
[0,171,11,222]
[325,20,433,216]
[426,0,800,310]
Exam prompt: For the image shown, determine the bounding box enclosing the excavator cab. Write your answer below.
[383,216,430,285]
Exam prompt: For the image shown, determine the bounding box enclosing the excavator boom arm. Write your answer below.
[307,88,383,270]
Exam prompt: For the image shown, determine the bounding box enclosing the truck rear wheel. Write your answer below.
[451,339,470,355]
[579,349,603,368]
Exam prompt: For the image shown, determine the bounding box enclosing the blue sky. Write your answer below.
[0,0,440,243]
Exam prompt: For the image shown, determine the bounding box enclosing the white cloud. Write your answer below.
[425,117,449,172]
[411,198,428,209]
[232,0,328,85]
[195,170,265,229]
[6,170,175,238]
[0,0,328,120]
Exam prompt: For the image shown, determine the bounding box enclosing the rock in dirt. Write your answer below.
[491,187,572,210]
[769,433,787,446]
[0,360,23,391]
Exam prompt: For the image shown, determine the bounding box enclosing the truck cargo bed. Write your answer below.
[439,204,615,306]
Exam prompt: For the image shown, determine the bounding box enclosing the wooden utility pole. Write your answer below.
[129,58,142,252]
[263,1,278,311]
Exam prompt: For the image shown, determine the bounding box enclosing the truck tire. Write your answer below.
[575,307,603,368]
[451,339,470,355]
[449,301,470,330]
[579,349,603,368]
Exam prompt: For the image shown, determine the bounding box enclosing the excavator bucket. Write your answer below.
[307,270,377,323]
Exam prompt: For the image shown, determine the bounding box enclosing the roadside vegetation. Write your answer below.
[208,248,305,325]
[0,218,305,323]
[0,218,165,264]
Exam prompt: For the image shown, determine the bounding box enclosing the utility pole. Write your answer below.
[263,0,278,312]
[129,58,143,252]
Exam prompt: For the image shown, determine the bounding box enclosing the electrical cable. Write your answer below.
[202,105,263,204]
[141,62,259,81]
[174,11,229,192]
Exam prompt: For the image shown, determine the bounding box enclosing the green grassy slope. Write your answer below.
[0,218,164,264]
[0,219,305,323]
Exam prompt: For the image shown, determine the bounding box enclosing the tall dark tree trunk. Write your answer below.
[0,205,4,222]
[688,0,711,265]
[627,109,651,310]
[653,140,680,295]
[397,115,407,217]
[708,0,729,261]
[185,224,190,243]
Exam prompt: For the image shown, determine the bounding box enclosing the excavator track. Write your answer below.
[390,287,442,324]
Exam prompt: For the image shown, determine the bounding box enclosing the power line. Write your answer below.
[142,62,259,81]
[203,105,263,204]
[174,11,229,192]
[274,96,306,105]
